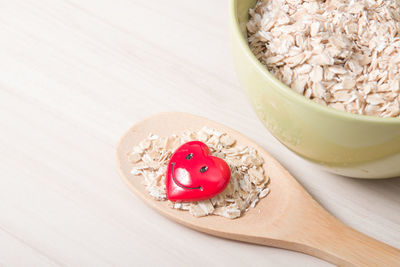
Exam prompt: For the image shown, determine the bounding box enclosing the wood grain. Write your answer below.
[0,0,399,266]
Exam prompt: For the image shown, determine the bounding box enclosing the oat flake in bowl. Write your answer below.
[129,127,270,219]
[247,0,400,118]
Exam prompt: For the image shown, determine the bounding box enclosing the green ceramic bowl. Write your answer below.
[230,0,400,178]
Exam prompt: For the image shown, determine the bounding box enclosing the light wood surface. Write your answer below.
[117,112,400,267]
[1,0,399,266]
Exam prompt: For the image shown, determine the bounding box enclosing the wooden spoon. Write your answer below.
[116,112,400,266]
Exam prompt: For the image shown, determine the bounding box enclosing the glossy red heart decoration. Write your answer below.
[166,141,231,202]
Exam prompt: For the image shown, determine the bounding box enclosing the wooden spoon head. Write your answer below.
[116,112,304,244]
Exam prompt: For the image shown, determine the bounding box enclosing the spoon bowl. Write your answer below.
[117,112,400,266]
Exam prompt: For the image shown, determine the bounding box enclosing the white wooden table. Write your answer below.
[1,1,399,266]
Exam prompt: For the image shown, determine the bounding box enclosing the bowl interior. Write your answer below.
[230,0,400,125]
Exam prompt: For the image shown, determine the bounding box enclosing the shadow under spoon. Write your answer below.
[116,112,400,266]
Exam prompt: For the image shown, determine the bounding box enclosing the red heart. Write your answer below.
[166,141,231,202]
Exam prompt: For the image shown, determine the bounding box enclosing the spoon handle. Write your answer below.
[304,217,399,266]
[278,198,400,266]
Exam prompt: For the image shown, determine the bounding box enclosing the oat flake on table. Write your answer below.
[129,127,270,219]
[247,0,400,118]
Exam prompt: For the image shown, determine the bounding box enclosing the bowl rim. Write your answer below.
[230,0,400,124]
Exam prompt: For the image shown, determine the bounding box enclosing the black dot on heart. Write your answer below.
[200,166,208,173]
